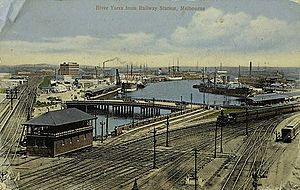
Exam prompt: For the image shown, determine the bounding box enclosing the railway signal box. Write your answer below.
[23,108,96,157]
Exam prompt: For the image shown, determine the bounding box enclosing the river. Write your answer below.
[94,79,240,137]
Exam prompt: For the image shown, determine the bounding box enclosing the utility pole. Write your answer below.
[152,97,155,117]
[218,110,227,153]
[132,108,135,127]
[152,126,157,169]
[6,87,18,110]
[193,148,198,190]
[202,68,205,105]
[190,93,193,109]
[214,121,218,158]
[94,114,98,140]
[245,92,249,136]
[252,164,259,190]
[106,114,109,139]
[180,95,183,114]
[166,116,169,147]
[100,121,105,143]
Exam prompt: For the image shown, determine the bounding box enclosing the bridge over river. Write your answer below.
[65,98,202,118]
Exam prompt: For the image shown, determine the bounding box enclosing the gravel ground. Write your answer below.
[261,112,300,190]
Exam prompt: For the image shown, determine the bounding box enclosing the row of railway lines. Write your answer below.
[15,90,298,190]
[109,108,218,145]
[0,77,40,188]
[220,116,285,190]
[18,109,289,190]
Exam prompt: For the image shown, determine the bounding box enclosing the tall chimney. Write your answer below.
[249,61,252,75]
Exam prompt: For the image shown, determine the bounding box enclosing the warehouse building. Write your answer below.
[59,62,80,76]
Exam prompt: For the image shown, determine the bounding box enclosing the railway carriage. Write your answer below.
[282,118,299,143]
[229,102,300,123]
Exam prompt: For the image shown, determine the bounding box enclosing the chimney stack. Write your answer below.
[249,61,252,75]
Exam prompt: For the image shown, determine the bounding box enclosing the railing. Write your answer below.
[27,126,93,138]
[66,100,184,110]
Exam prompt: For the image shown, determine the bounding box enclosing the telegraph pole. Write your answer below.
[252,164,259,190]
[219,110,226,153]
[180,96,183,114]
[152,97,155,117]
[245,92,249,136]
[214,121,218,158]
[153,126,157,169]
[190,93,193,109]
[193,148,198,190]
[202,68,205,105]
[100,121,105,143]
[106,114,109,138]
[94,114,97,140]
[166,116,169,147]
[6,87,18,110]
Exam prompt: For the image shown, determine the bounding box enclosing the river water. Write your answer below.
[94,79,240,137]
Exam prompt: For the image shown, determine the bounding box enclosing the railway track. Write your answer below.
[220,116,285,190]
[19,116,258,190]
[17,99,293,189]
[0,77,40,189]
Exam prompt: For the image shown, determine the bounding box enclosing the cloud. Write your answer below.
[171,8,251,46]
[0,32,160,54]
[104,32,157,53]
[171,7,300,52]
[1,7,299,59]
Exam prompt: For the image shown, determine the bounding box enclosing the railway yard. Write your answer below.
[0,77,299,190]
[15,112,299,190]
[0,77,40,189]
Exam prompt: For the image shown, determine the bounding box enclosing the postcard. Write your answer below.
[0,0,299,189]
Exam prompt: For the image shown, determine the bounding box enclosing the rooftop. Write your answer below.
[248,93,288,102]
[23,108,96,126]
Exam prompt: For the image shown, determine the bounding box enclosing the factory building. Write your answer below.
[23,108,96,157]
[59,62,80,76]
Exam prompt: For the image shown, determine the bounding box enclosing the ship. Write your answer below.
[193,79,253,97]
[85,84,121,100]
[121,80,137,92]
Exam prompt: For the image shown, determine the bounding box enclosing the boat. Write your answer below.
[193,80,253,97]
[121,80,137,92]
[85,84,121,100]
[166,76,183,81]
[136,81,146,89]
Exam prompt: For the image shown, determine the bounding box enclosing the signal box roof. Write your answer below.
[23,108,96,126]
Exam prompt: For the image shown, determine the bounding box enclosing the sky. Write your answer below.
[0,0,299,67]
